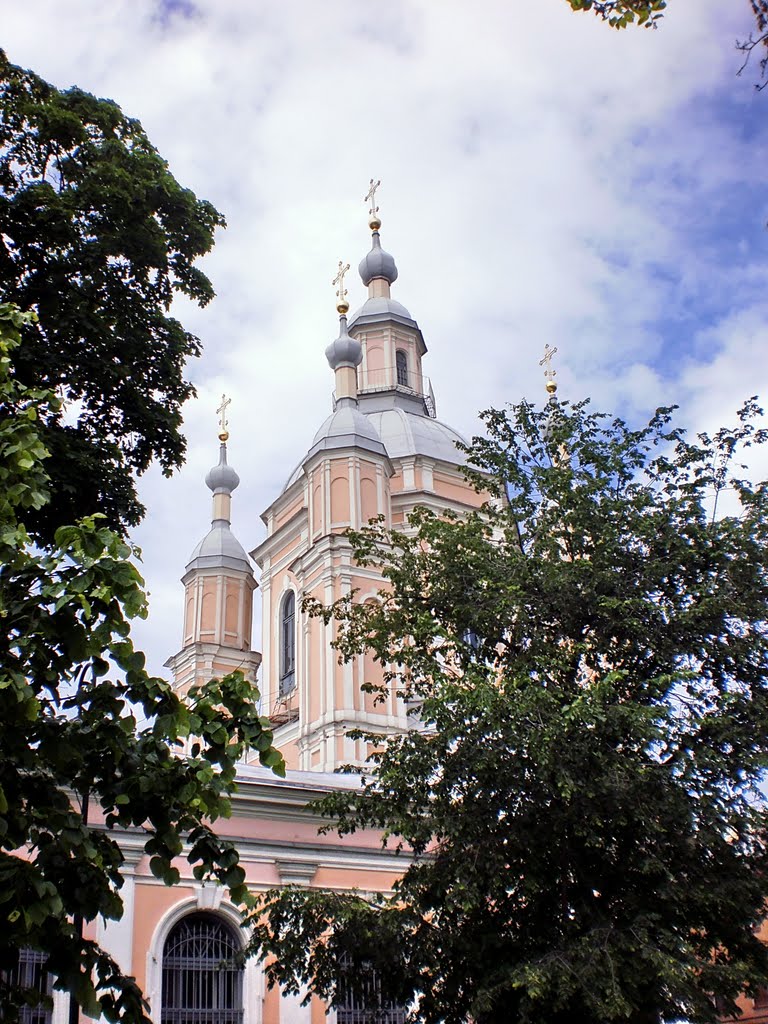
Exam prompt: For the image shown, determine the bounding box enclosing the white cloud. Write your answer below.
[3,0,766,675]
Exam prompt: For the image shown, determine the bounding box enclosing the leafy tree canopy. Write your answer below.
[248,397,768,1024]
[0,304,284,1022]
[0,51,225,544]
[565,0,768,87]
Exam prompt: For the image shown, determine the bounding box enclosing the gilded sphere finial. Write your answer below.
[539,344,559,397]
[336,297,350,314]
[365,178,382,231]
[216,394,231,442]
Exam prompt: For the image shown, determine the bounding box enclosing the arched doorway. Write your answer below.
[161,912,244,1024]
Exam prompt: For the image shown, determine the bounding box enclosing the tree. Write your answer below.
[564,1,768,89]
[0,51,226,544]
[0,304,285,1022]
[247,397,768,1024]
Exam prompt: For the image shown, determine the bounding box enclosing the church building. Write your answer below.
[16,191,768,1024]
[52,194,484,1024]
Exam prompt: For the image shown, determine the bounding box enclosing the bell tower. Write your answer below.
[253,186,485,772]
[166,397,260,700]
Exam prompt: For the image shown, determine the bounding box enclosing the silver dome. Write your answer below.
[325,315,363,370]
[281,404,388,492]
[186,522,251,573]
[358,231,398,286]
[310,402,387,454]
[205,444,240,494]
[364,407,467,464]
[347,295,415,330]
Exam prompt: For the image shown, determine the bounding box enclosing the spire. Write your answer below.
[205,394,240,524]
[169,393,259,695]
[185,396,250,573]
[359,178,398,293]
[326,261,362,406]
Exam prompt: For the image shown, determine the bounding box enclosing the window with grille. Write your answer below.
[336,959,407,1024]
[395,350,409,388]
[279,591,296,696]
[3,948,53,1024]
[161,912,243,1024]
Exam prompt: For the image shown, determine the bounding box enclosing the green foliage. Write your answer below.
[0,309,285,1021]
[565,0,768,88]
[0,50,226,543]
[247,399,768,1024]
[565,0,667,30]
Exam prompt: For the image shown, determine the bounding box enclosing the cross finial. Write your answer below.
[365,178,382,230]
[539,344,559,395]
[216,393,231,441]
[332,260,350,314]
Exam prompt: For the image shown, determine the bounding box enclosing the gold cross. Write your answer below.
[539,344,558,380]
[364,178,381,218]
[539,344,559,396]
[216,393,231,439]
[332,260,350,312]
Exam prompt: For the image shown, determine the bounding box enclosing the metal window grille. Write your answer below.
[3,948,53,1024]
[336,961,407,1024]
[395,350,409,388]
[279,591,296,695]
[161,913,243,1024]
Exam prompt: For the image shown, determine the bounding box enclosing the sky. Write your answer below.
[3,0,768,678]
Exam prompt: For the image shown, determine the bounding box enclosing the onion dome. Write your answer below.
[205,443,240,494]
[325,314,362,370]
[358,231,398,287]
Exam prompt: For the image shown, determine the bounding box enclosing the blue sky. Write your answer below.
[3,0,767,676]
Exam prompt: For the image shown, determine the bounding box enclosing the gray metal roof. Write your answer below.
[347,295,416,330]
[365,406,467,464]
[358,230,398,286]
[205,451,240,495]
[281,403,389,491]
[325,314,363,370]
[186,521,252,573]
[280,404,467,495]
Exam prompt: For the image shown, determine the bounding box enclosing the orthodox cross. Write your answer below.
[332,260,350,306]
[216,393,231,438]
[364,178,381,218]
[539,344,558,383]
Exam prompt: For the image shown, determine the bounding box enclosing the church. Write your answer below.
[15,187,767,1024]
[38,193,486,1024]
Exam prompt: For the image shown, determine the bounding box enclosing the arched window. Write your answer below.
[3,948,52,1024]
[161,912,243,1024]
[395,349,409,388]
[279,590,296,696]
